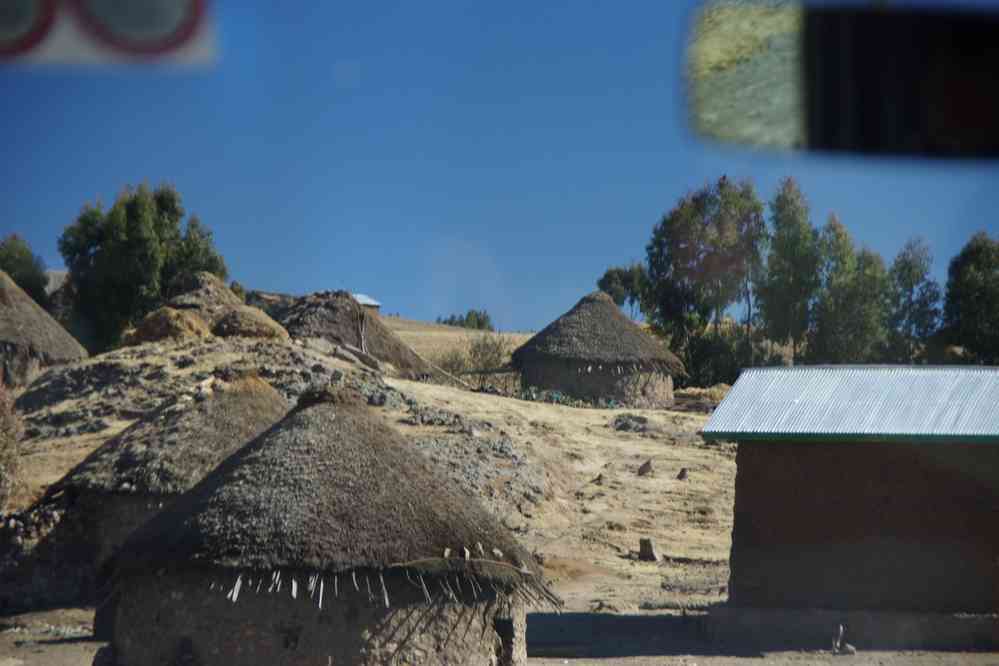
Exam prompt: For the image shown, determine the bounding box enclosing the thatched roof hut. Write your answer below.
[0,270,88,386]
[107,388,558,666]
[211,305,290,341]
[512,291,684,407]
[278,290,439,381]
[42,374,288,632]
[121,306,213,346]
[167,271,243,327]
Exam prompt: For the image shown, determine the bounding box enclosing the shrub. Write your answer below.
[435,347,470,377]
[468,331,512,374]
[0,382,22,512]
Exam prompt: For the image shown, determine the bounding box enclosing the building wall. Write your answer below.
[112,569,527,666]
[0,492,167,613]
[520,360,673,407]
[729,441,999,612]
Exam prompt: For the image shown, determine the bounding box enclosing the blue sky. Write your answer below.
[2,2,996,332]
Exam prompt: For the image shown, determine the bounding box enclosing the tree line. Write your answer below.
[436,309,495,331]
[599,176,999,386]
[1,183,229,352]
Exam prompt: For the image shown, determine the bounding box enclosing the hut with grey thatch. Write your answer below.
[43,373,288,631]
[105,388,559,666]
[512,291,685,407]
[0,270,88,386]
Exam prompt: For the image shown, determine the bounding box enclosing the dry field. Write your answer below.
[382,314,532,366]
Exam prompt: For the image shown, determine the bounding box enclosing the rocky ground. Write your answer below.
[1,332,992,664]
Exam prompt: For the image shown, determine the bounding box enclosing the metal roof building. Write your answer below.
[705,365,999,628]
[703,366,999,444]
[351,293,381,310]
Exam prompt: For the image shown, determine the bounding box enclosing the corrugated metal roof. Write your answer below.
[352,293,381,307]
[702,366,999,443]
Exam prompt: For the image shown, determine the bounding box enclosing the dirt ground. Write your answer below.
[3,353,996,664]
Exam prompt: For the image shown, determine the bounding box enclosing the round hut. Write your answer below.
[511,291,685,408]
[47,373,288,630]
[0,270,88,386]
[106,388,560,666]
[278,290,440,381]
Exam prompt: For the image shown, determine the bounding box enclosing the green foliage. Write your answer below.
[807,214,858,363]
[0,381,21,512]
[755,177,821,362]
[685,326,744,387]
[58,183,228,351]
[436,309,494,331]
[644,176,765,367]
[885,237,941,362]
[944,231,999,364]
[597,267,628,307]
[0,234,49,308]
[229,280,247,303]
[597,262,648,319]
[807,216,891,363]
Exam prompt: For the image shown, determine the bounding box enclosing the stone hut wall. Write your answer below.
[0,492,167,612]
[729,441,999,612]
[112,569,527,666]
[520,359,673,407]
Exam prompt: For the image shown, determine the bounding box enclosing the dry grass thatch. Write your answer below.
[211,306,289,341]
[54,374,289,496]
[0,381,21,512]
[167,272,243,327]
[111,388,556,602]
[277,291,438,380]
[0,270,88,364]
[121,307,213,347]
[512,291,685,375]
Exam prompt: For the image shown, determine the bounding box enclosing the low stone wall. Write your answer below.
[729,441,999,612]
[520,360,673,408]
[112,569,527,666]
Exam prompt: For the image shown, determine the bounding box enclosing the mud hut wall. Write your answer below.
[519,359,673,406]
[113,569,527,666]
[729,441,999,612]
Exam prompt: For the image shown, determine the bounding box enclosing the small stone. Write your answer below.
[638,537,661,562]
[637,460,653,477]
[676,468,689,481]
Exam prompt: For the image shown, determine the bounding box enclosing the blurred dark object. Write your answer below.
[805,7,999,158]
[0,0,213,65]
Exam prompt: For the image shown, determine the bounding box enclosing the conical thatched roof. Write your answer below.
[278,290,437,380]
[0,270,88,364]
[512,291,685,374]
[167,272,243,326]
[112,388,556,602]
[55,374,289,496]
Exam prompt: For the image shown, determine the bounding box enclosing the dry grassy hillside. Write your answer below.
[382,315,533,364]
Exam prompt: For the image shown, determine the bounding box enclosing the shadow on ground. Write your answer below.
[527,612,761,658]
